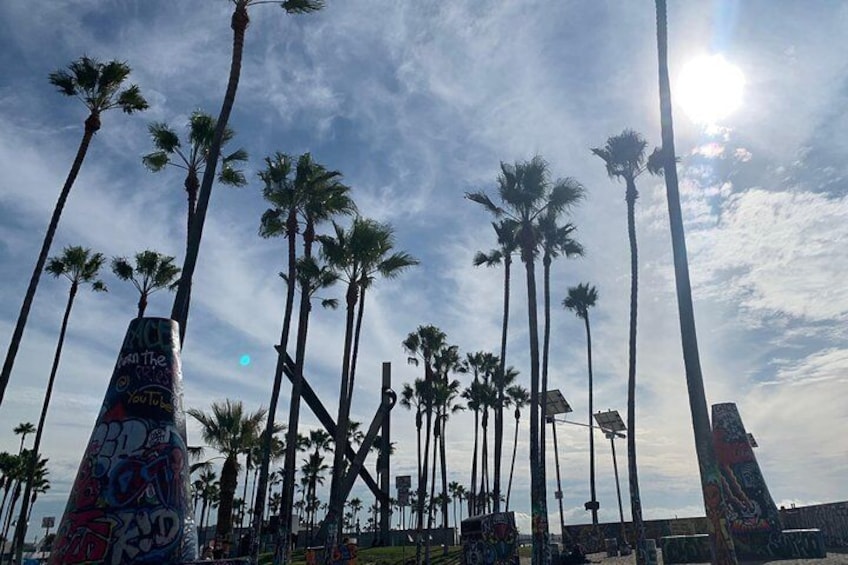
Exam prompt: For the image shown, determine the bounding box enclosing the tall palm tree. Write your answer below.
[563,283,599,526]
[654,2,738,563]
[504,385,529,510]
[323,218,417,546]
[13,246,106,560]
[261,154,353,564]
[12,423,35,455]
[142,111,247,260]
[592,130,661,561]
[188,400,267,541]
[537,212,583,481]
[111,250,181,317]
[0,56,146,407]
[467,156,581,565]
[170,0,325,346]
[473,220,518,512]
[24,457,50,524]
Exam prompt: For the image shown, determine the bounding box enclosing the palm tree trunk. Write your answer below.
[540,259,551,497]
[217,455,240,541]
[585,314,598,527]
[439,416,449,556]
[505,411,520,510]
[493,257,510,512]
[0,115,98,407]
[480,413,489,513]
[469,407,479,515]
[329,280,359,548]
[346,287,367,403]
[625,183,647,565]
[654,1,738,563]
[416,396,433,565]
[274,245,317,565]
[185,169,199,258]
[241,454,251,528]
[252,211,298,565]
[171,1,249,342]
[13,282,78,561]
[137,293,148,318]
[523,254,549,565]
[426,417,439,564]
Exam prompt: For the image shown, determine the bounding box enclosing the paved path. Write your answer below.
[521,550,848,564]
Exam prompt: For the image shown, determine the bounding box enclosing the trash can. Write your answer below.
[306,546,324,565]
[646,539,658,565]
[604,538,618,557]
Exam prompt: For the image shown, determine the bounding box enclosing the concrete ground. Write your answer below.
[521,550,848,564]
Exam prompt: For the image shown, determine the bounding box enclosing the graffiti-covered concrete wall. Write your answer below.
[49,318,197,564]
[460,512,519,565]
[781,502,848,548]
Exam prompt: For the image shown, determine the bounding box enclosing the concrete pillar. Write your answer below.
[49,318,197,564]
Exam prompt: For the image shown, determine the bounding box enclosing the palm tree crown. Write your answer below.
[46,246,107,292]
[111,250,180,318]
[49,56,148,128]
[563,283,598,320]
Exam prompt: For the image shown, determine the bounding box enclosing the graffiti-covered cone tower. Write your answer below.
[50,318,197,564]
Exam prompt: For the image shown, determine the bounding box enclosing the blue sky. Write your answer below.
[1,0,847,537]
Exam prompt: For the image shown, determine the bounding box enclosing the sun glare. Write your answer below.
[677,54,745,125]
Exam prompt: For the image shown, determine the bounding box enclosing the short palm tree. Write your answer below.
[592,130,661,560]
[188,400,267,541]
[460,351,498,516]
[563,283,599,526]
[13,246,106,559]
[0,56,146,408]
[12,423,35,455]
[170,0,325,347]
[111,250,181,317]
[323,218,417,545]
[142,111,247,258]
[504,384,529,510]
[654,2,737,563]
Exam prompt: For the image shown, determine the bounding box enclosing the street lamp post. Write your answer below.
[594,410,629,552]
[543,390,572,550]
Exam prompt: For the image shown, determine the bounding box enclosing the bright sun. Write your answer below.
[677,54,745,125]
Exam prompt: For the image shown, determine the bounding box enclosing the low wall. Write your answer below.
[780,502,848,548]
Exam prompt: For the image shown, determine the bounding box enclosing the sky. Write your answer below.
[1,0,847,540]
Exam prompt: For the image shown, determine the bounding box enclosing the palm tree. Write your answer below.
[170,0,325,346]
[399,378,427,537]
[13,246,106,560]
[448,481,465,528]
[563,283,599,526]
[196,469,219,542]
[592,130,662,561]
[188,400,267,541]
[0,56,146,407]
[301,451,330,535]
[537,212,584,481]
[402,325,448,563]
[111,250,181,317]
[12,423,35,455]
[24,457,50,524]
[432,374,463,555]
[654,2,737,563]
[323,218,418,546]
[467,156,581,565]
[263,154,354,564]
[473,220,518,512]
[142,111,247,259]
[460,351,497,516]
[504,384,529,510]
